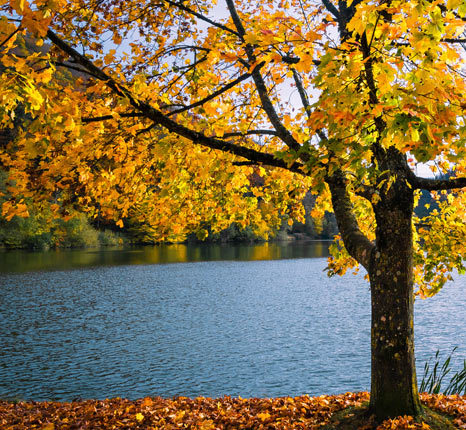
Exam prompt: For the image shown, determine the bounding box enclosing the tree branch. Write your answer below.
[355,184,376,201]
[392,38,466,47]
[46,30,305,174]
[232,161,258,166]
[442,38,466,43]
[327,170,375,270]
[292,70,330,146]
[162,0,240,37]
[282,54,321,66]
[221,130,278,138]
[0,27,21,50]
[47,30,134,100]
[53,61,103,80]
[81,112,146,123]
[169,68,258,116]
[225,0,303,154]
[291,68,312,120]
[409,175,466,191]
[322,0,340,19]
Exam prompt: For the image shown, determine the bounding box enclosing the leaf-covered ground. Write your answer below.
[0,392,464,429]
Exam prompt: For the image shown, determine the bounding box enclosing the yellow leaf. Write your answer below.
[199,419,215,430]
[174,410,186,421]
[37,69,53,84]
[244,33,259,44]
[116,219,124,228]
[258,412,271,421]
[447,0,462,8]
[135,412,144,422]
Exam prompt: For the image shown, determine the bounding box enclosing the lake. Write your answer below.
[0,242,464,401]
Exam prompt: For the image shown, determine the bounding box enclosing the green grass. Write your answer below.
[420,347,466,395]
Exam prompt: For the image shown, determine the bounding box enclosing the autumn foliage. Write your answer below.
[1,0,466,421]
[0,0,464,289]
[0,393,464,430]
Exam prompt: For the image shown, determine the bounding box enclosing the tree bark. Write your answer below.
[327,169,422,420]
[368,180,422,419]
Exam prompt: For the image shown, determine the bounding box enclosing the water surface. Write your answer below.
[0,243,464,401]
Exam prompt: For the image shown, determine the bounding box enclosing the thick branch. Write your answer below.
[134,108,305,173]
[409,175,466,191]
[53,61,102,79]
[232,161,258,166]
[355,184,376,201]
[443,38,466,43]
[225,0,303,153]
[358,33,387,165]
[47,30,134,100]
[327,171,375,270]
[322,0,340,19]
[47,30,304,174]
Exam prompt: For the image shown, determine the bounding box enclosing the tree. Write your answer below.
[1,0,465,421]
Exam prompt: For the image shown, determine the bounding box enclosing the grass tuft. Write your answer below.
[420,347,466,395]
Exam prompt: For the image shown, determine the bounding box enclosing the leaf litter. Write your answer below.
[0,392,464,429]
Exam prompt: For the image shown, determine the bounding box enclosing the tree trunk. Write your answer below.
[369,182,422,419]
[327,169,423,420]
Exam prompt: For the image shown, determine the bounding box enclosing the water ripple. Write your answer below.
[0,257,464,401]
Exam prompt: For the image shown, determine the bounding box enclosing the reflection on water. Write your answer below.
[0,241,331,273]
